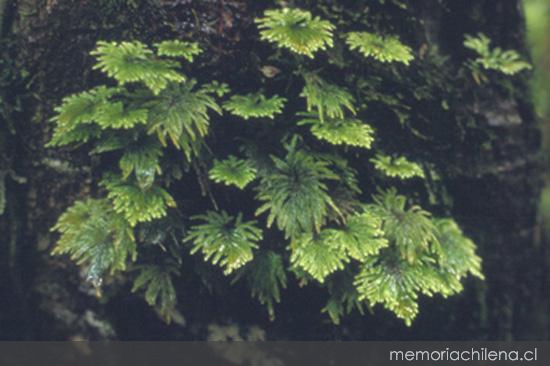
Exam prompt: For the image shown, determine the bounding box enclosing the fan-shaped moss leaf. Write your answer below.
[223,93,286,120]
[256,8,335,58]
[346,32,414,65]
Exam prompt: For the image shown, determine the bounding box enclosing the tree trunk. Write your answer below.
[0,0,544,340]
[415,0,545,341]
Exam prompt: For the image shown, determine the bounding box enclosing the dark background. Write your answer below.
[0,0,548,341]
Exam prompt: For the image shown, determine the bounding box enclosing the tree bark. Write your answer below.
[416,0,545,341]
[0,0,544,340]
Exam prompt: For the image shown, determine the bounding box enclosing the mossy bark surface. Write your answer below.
[0,0,545,340]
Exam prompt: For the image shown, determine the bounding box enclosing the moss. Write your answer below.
[1,0,542,340]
